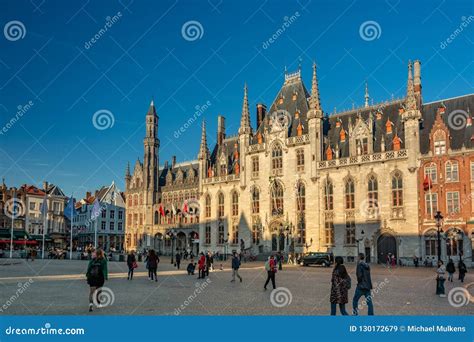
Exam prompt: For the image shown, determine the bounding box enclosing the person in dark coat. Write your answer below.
[231,252,242,282]
[86,248,108,312]
[458,259,467,282]
[175,252,181,270]
[352,253,374,315]
[146,249,159,282]
[127,250,137,280]
[330,256,350,315]
[446,259,455,282]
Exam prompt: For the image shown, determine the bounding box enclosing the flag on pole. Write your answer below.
[182,200,189,214]
[91,199,101,220]
[64,197,76,220]
[172,203,177,216]
[423,174,432,191]
[159,203,165,217]
[41,197,48,216]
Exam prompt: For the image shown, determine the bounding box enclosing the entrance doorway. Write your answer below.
[377,233,396,264]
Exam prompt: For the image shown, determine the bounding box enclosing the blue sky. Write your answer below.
[0,0,473,196]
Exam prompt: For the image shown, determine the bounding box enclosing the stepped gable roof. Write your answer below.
[420,94,474,154]
[209,135,240,171]
[158,160,199,187]
[323,99,405,160]
[251,71,310,144]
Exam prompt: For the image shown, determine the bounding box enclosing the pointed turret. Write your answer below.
[198,120,209,160]
[364,81,369,108]
[239,83,252,135]
[146,99,157,117]
[125,162,131,178]
[309,62,321,112]
[406,61,417,111]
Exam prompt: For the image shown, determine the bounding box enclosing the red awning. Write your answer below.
[0,240,38,245]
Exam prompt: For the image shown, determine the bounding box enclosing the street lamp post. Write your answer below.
[356,229,365,255]
[169,229,176,264]
[434,211,443,262]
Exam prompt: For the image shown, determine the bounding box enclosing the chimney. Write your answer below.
[413,60,421,94]
[172,156,176,168]
[217,115,226,145]
[43,181,48,191]
[86,191,91,199]
[256,104,266,128]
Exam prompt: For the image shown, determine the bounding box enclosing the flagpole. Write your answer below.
[94,215,97,250]
[42,194,47,259]
[428,175,434,220]
[70,193,74,260]
[9,190,15,259]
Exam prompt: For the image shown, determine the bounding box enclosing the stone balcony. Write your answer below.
[318,149,407,169]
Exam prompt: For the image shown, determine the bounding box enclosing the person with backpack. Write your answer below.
[86,248,108,312]
[264,255,277,290]
[458,259,467,282]
[146,249,159,282]
[231,252,242,283]
[127,250,137,280]
[352,253,374,315]
[446,259,455,282]
[330,256,350,315]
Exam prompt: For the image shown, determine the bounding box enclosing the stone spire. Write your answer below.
[364,81,369,108]
[310,62,321,111]
[198,120,209,160]
[146,99,157,117]
[239,83,252,135]
[406,60,417,110]
[125,161,131,178]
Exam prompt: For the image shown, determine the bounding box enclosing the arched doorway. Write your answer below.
[445,228,464,261]
[176,232,186,252]
[377,233,397,264]
[154,233,163,255]
[270,221,285,252]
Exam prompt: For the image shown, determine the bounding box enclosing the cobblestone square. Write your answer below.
[0,258,472,316]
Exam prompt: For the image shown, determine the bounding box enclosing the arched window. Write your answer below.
[154,211,159,224]
[133,195,138,206]
[251,187,260,214]
[139,194,143,205]
[271,143,283,175]
[392,171,403,207]
[445,161,459,182]
[344,178,355,209]
[424,230,438,257]
[296,182,305,212]
[205,195,211,218]
[368,175,378,208]
[270,181,284,216]
[324,179,333,211]
[424,163,437,183]
[231,191,239,217]
[297,216,306,244]
[128,195,132,207]
[217,193,224,218]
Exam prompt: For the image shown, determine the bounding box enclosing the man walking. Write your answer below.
[352,253,374,315]
[231,252,243,283]
[175,252,181,270]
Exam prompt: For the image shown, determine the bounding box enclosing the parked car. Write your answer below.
[301,252,333,267]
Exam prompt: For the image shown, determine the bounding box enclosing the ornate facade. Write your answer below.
[125,60,474,265]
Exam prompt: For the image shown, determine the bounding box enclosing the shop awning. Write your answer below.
[0,229,29,239]
[0,239,37,245]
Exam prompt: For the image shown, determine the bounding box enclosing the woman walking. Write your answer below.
[330,256,350,315]
[264,256,277,290]
[197,252,206,279]
[146,250,159,282]
[86,248,108,312]
[446,259,455,282]
[435,260,446,297]
[127,250,137,280]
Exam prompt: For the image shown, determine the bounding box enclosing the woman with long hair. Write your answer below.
[330,256,350,315]
[127,250,137,280]
[146,249,159,282]
[86,248,108,312]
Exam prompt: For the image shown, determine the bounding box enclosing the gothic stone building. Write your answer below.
[125,60,474,265]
